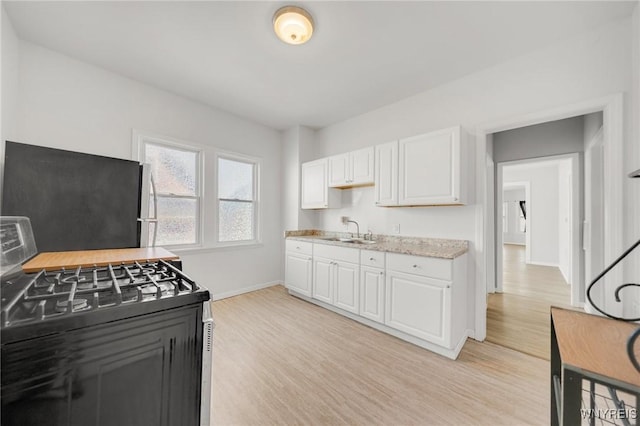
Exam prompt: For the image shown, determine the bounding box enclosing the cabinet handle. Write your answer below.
[379,271,384,276]
[308,257,313,261]
[296,246,301,249]
[412,264,419,268]
[446,285,451,289]
[369,257,375,261]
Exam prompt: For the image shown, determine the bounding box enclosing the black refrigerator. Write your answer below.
[1,141,149,252]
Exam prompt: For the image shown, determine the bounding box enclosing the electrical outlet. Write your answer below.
[391,224,400,234]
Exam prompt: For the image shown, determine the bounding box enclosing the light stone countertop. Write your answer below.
[285,230,468,259]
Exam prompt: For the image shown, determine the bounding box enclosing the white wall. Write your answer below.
[1,6,20,166]
[502,188,526,245]
[4,39,284,299]
[311,16,632,334]
[504,163,561,267]
[282,125,317,233]
[282,126,300,233]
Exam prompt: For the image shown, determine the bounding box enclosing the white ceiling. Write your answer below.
[4,1,637,130]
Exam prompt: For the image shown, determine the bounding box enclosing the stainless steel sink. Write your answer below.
[320,237,376,244]
[347,239,377,245]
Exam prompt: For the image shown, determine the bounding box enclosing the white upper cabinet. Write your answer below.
[375,126,468,207]
[374,141,399,206]
[301,159,341,209]
[350,147,375,185]
[328,153,350,187]
[398,126,467,206]
[328,147,374,188]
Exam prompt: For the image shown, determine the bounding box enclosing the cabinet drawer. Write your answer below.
[313,244,359,264]
[387,253,452,281]
[286,240,313,256]
[360,250,385,268]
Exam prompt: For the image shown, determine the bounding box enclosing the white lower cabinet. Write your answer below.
[385,271,450,347]
[333,261,359,314]
[360,266,385,323]
[285,240,313,297]
[359,249,385,323]
[285,240,468,359]
[312,257,333,304]
[312,245,360,314]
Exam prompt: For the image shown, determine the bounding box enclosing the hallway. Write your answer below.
[487,244,572,360]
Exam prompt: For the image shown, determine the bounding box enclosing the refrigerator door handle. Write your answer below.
[149,171,158,247]
[138,164,159,247]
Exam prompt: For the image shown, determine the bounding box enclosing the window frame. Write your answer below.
[214,150,261,247]
[133,130,204,250]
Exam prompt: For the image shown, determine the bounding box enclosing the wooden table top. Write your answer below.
[22,247,179,273]
[551,306,640,387]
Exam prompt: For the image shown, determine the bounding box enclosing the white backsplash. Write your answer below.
[317,186,476,241]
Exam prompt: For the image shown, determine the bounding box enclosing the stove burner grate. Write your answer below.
[1,259,198,327]
[55,297,89,313]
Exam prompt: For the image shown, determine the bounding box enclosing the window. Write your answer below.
[137,135,202,247]
[217,154,259,243]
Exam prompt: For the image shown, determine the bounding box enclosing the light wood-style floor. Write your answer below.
[212,285,549,425]
[487,244,572,360]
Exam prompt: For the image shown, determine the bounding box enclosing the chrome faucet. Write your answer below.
[341,216,360,239]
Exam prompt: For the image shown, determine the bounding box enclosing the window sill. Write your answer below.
[165,242,264,256]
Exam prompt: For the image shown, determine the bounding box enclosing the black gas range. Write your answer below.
[0,218,213,426]
[1,259,207,342]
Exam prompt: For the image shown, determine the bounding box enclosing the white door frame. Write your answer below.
[473,93,623,341]
[584,127,605,313]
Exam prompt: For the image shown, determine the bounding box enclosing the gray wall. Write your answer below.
[493,115,585,163]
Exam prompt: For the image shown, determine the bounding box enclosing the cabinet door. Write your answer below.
[350,147,374,185]
[360,266,384,323]
[385,270,451,347]
[334,261,359,314]
[1,306,202,426]
[328,153,350,187]
[312,257,334,304]
[301,159,328,209]
[285,252,313,297]
[398,127,461,205]
[374,141,398,206]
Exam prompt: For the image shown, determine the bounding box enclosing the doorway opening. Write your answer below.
[485,113,602,360]
[474,93,624,351]
[489,154,580,359]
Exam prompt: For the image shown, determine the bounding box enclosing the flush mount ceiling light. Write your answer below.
[273,6,314,45]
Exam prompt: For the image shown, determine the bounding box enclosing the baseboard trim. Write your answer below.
[289,289,468,360]
[212,281,281,301]
[526,260,560,267]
